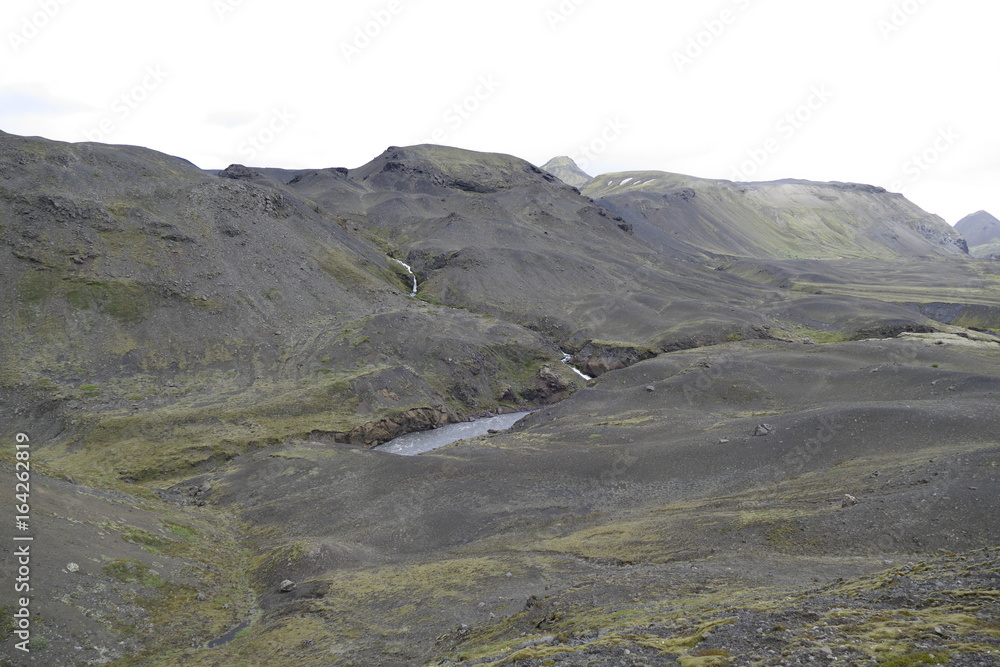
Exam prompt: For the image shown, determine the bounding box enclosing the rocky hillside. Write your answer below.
[1,132,999,666]
[957,210,1000,259]
[0,132,584,484]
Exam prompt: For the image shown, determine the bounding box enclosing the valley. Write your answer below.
[1,133,998,666]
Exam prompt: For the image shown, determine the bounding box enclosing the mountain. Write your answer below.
[2,132,1000,665]
[540,155,593,188]
[582,171,1000,333]
[957,210,1000,258]
[586,172,969,260]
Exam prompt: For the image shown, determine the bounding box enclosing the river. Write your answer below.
[373,411,533,456]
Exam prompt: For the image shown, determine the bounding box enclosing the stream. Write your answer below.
[373,411,533,456]
[207,620,252,648]
[379,257,591,455]
[388,256,590,381]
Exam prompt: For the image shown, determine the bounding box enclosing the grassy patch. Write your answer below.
[27,636,51,651]
[103,559,166,588]
[19,269,62,303]
[88,279,151,323]
[878,651,950,666]
[786,326,848,344]
[42,371,367,485]
[0,606,16,641]
[19,270,151,324]
[315,246,374,288]
[165,521,199,541]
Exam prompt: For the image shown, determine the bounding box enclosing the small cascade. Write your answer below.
[391,258,418,296]
[561,352,593,381]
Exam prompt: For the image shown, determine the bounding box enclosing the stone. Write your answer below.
[67,563,80,573]
[279,579,296,593]
[842,494,859,507]
[753,424,775,436]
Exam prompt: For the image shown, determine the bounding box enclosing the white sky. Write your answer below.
[1,0,996,224]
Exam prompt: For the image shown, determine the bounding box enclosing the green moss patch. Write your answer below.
[103,559,166,588]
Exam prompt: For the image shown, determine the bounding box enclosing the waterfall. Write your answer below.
[561,352,593,381]
[391,258,418,296]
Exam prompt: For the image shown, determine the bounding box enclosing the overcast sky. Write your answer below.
[1,0,996,224]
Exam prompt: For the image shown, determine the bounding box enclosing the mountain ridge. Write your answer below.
[581,168,968,261]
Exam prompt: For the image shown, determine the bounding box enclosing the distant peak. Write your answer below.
[955,210,1000,247]
[541,156,593,188]
[957,210,1000,226]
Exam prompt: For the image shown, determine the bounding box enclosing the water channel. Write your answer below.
[373,411,533,456]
